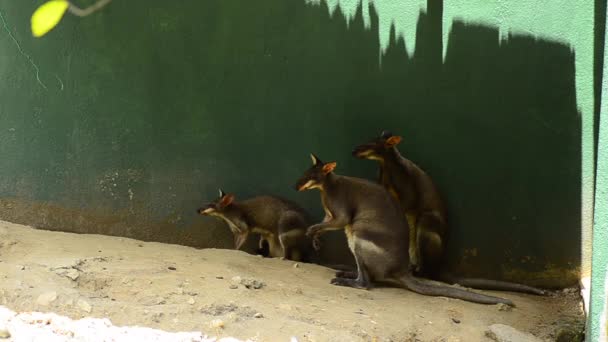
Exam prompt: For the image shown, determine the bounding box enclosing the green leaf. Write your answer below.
[31,0,70,38]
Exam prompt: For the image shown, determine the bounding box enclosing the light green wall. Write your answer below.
[590,35,608,340]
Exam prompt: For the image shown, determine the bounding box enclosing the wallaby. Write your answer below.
[295,153,515,306]
[353,130,545,296]
[197,189,317,262]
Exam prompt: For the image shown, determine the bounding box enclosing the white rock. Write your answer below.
[77,299,92,313]
[486,324,543,342]
[210,319,224,329]
[187,297,195,305]
[36,292,57,306]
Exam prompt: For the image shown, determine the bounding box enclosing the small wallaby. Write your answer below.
[197,189,316,262]
[295,153,514,306]
[353,130,545,295]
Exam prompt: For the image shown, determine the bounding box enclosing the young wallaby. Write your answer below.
[197,189,316,262]
[353,130,545,295]
[295,153,515,306]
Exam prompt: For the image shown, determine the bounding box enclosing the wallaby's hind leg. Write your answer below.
[405,213,420,271]
[335,270,358,279]
[415,211,445,275]
[331,235,371,289]
[331,266,370,289]
[278,211,309,261]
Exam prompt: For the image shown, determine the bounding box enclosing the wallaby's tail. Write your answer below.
[436,273,546,296]
[399,274,515,306]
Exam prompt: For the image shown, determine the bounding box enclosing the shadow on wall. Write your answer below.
[0,0,580,286]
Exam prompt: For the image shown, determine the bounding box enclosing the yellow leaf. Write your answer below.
[31,0,70,37]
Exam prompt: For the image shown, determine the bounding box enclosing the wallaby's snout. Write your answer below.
[352,144,374,158]
[197,204,214,215]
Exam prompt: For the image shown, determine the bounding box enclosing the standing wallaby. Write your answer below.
[295,153,515,306]
[197,189,316,262]
[353,130,545,295]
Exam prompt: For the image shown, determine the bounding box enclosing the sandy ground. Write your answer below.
[0,220,585,342]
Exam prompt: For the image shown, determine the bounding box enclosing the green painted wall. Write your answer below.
[0,0,594,287]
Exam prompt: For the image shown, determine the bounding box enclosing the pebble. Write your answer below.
[77,299,92,313]
[253,313,263,318]
[229,285,238,290]
[0,329,9,339]
[188,297,195,305]
[240,278,265,290]
[452,318,461,324]
[36,291,58,306]
[168,266,176,271]
[497,303,513,312]
[293,263,299,268]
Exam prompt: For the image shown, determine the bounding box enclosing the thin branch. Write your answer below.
[68,0,112,17]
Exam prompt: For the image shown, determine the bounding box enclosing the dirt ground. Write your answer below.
[0,220,585,341]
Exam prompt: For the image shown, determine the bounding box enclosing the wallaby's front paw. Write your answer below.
[306,225,320,237]
[312,236,321,251]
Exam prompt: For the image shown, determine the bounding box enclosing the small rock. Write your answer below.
[65,269,79,280]
[77,299,92,313]
[151,312,164,323]
[231,276,242,283]
[210,319,225,329]
[497,303,513,312]
[486,324,543,342]
[168,266,177,271]
[240,278,265,289]
[36,291,57,306]
[16,265,25,271]
[253,312,263,318]
[188,297,195,305]
[216,276,224,279]
[229,285,238,289]
[176,287,184,295]
[0,329,10,339]
[452,318,461,324]
[293,263,299,268]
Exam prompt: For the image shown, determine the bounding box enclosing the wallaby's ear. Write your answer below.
[219,194,234,208]
[218,188,226,198]
[310,153,322,166]
[322,161,337,174]
[385,135,402,147]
